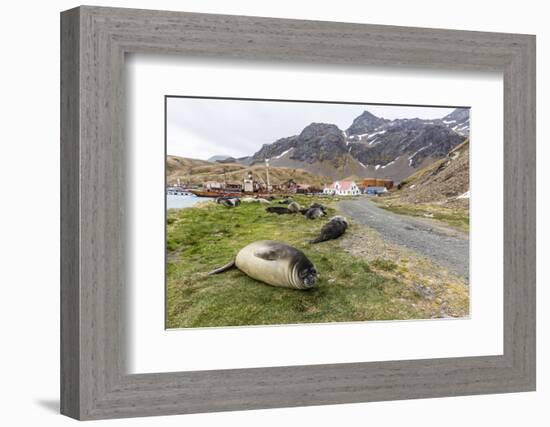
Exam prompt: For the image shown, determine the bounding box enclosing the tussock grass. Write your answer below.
[371,258,398,272]
[375,201,469,233]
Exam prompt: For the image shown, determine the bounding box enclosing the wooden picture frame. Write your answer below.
[60,5,536,420]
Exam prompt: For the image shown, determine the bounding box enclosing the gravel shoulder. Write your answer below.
[338,197,469,279]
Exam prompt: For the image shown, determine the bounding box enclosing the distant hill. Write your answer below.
[393,140,470,206]
[207,155,234,162]
[166,155,330,187]
[238,108,469,182]
[166,156,213,174]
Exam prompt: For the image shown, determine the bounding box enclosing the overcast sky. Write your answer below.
[166,97,458,160]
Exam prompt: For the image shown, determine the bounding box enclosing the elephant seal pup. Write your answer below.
[287,201,301,213]
[241,197,271,204]
[266,206,293,215]
[310,216,349,243]
[305,207,325,219]
[208,240,317,289]
[218,197,240,207]
[309,202,327,212]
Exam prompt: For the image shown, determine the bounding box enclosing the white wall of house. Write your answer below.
[324,181,360,196]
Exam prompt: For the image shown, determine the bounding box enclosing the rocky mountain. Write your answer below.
[393,140,470,207]
[248,135,299,164]
[243,108,469,182]
[440,108,470,137]
[346,110,389,136]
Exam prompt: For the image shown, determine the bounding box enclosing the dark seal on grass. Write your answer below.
[266,206,293,215]
[310,216,349,243]
[309,202,327,212]
[304,207,325,219]
[208,240,317,290]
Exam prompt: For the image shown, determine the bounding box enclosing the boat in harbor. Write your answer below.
[166,187,196,197]
[188,189,242,198]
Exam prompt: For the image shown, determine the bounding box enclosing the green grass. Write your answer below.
[166,195,462,328]
[375,200,470,233]
[371,258,398,271]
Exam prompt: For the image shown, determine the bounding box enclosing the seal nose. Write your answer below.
[303,268,317,287]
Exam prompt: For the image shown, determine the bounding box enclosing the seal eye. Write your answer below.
[300,267,315,278]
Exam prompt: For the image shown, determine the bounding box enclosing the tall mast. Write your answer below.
[265,159,271,192]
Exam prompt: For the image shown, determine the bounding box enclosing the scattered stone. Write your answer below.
[439,302,449,317]
[414,284,435,300]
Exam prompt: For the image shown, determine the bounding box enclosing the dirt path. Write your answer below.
[338,198,469,279]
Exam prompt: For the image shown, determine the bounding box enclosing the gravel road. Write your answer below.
[338,198,469,279]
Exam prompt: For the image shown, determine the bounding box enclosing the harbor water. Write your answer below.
[167,194,214,209]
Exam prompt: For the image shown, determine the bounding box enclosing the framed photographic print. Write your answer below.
[61,6,536,420]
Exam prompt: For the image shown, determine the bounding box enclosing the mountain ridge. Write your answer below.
[236,108,469,182]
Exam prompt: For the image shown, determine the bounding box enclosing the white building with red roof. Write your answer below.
[323,180,361,196]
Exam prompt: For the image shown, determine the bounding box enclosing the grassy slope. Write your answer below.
[376,202,470,233]
[167,195,468,328]
[374,141,470,232]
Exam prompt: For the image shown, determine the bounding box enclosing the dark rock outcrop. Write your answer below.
[243,108,469,181]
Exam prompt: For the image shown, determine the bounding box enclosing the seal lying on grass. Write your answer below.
[217,197,240,207]
[300,203,327,217]
[287,201,301,213]
[310,216,349,243]
[241,197,271,204]
[208,240,318,289]
[309,202,327,212]
[304,207,326,219]
[266,206,293,215]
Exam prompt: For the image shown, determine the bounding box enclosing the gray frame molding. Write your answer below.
[60,5,536,420]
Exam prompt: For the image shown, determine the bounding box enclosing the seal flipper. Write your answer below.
[309,235,324,244]
[208,259,236,275]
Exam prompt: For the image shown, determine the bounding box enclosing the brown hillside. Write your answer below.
[393,140,470,207]
[166,155,330,187]
[166,156,212,174]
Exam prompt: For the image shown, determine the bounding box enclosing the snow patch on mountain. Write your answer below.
[274,148,294,159]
